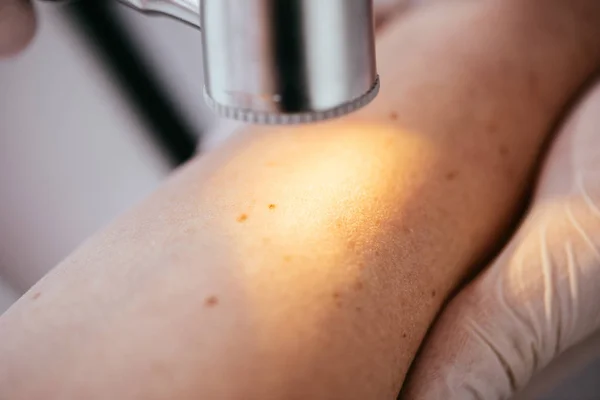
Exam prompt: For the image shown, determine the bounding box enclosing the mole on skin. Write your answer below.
[445,171,459,181]
[204,296,219,307]
[236,214,248,223]
[268,204,276,210]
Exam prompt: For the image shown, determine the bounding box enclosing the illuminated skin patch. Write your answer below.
[189,121,438,354]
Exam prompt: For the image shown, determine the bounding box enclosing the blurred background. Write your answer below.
[0,2,599,399]
[0,1,242,308]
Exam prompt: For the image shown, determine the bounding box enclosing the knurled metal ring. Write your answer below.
[203,75,380,125]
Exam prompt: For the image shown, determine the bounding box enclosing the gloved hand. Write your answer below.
[0,0,36,57]
[402,78,600,399]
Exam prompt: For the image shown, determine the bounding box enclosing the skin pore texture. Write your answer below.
[2,1,600,399]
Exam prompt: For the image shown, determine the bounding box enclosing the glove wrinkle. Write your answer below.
[466,315,518,395]
[563,240,579,341]
[539,219,563,359]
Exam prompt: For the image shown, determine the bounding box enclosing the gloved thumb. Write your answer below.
[401,78,600,400]
[0,0,36,57]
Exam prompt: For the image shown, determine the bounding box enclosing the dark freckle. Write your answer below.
[236,213,248,223]
[445,171,458,181]
[205,296,219,307]
[333,292,341,299]
[355,306,363,312]
[283,255,292,262]
[32,292,41,300]
[390,112,398,121]
[486,119,498,134]
[402,332,407,339]
[375,250,380,256]
[268,204,276,210]
[354,281,364,291]
[431,290,437,298]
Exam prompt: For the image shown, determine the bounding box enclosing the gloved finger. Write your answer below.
[0,0,36,58]
[401,77,600,400]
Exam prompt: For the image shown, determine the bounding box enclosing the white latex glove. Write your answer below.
[401,78,600,399]
[0,0,36,57]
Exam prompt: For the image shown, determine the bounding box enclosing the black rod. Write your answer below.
[66,1,200,166]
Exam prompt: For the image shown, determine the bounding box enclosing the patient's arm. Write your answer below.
[2,2,600,399]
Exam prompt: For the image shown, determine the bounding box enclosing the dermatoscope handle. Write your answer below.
[45,0,380,125]
[117,0,201,28]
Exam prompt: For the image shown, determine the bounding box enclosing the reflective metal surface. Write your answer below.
[118,0,200,27]
[57,0,380,124]
[202,0,378,123]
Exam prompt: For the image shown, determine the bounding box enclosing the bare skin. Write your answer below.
[0,0,35,57]
[2,1,600,399]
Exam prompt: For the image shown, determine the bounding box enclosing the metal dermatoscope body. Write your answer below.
[62,0,381,124]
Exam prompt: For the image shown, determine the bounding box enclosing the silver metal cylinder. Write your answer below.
[92,0,379,124]
[201,0,379,124]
